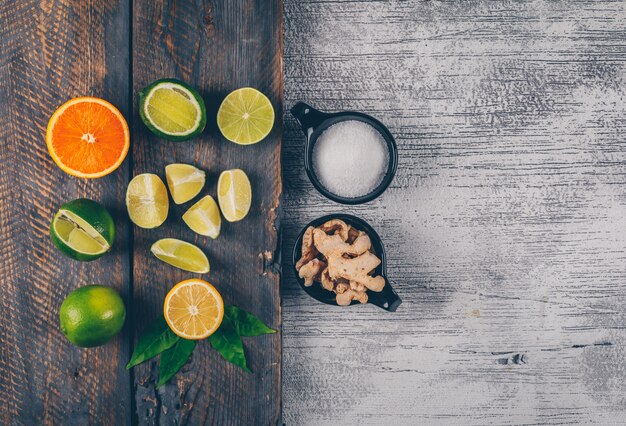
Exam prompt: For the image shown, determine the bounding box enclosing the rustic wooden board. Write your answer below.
[0,0,132,424]
[131,1,282,424]
[283,1,626,424]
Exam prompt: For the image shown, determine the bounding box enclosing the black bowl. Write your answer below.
[292,213,402,312]
[290,102,398,205]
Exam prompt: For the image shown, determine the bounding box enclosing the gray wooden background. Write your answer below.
[281,1,626,424]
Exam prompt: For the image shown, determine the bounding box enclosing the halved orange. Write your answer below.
[164,279,224,340]
[46,97,130,178]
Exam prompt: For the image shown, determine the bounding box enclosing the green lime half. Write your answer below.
[50,199,114,262]
[60,285,126,347]
[139,78,207,141]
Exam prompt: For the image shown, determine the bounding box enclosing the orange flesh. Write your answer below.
[48,99,129,176]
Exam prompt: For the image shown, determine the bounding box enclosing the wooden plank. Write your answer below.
[283,0,626,424]
[0,0,131,424]
[131,1,282,424]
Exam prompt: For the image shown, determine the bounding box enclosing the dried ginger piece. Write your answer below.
[295,226,317,271]
[350,281,366,292]
[346,227,360,244]
[313,228,371,258]
[336,289,368,306]
[298,258,326,287]
[335,280,350,294]
[320,268,335,291]
[326,243,385,292]
[354,275,385,292]
[319,219,350,241]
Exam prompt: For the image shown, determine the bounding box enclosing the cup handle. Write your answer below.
[290,102,329,137]
[368,278,402,312]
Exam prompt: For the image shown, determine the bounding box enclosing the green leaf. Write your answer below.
[208,316,251,372]
[224,305,276,337]
[157,338,196,388]
[127,316,180,369]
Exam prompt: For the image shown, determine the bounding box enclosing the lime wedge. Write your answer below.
[126,174,169,228]
[165,163,205,204]
[182,195,221,238]
[50,201,113,262]
[217,169,252,222]
[139,79,206,141]
[49,199,114,262]
[151,238,210,274]
[217,88,274,145]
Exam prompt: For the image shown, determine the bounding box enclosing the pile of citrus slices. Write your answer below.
[126,165,252,276]
[47,80,274,342]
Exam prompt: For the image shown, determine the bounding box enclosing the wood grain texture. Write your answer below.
[131,0,282,424]
[0,0,131,425]
[282,1,626,424]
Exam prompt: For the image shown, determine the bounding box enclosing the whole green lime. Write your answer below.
[59,285,126,347]
[50,198,115,262]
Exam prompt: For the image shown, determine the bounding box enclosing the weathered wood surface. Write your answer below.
[282,1,626,424]
[132,1,282,425]
[1,1,282,425]
[0,1,132,424]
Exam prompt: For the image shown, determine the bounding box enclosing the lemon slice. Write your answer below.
[139,79,206,141]
[150,238,210,274]
[126,174,169,228]
[165,163,206,204]
[182,195,222,238]
[217,169,252,222]
[164,279,224,340]
[217,88,274,145]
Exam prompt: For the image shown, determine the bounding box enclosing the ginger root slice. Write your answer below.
[328,252,385,292]
[313,228,372,259]
[354,275,385,292]
[296,226,317,271]
[312,230,345,258]
[335,281,350,294]
[346,227,360,244]
[319,219,350,241]
[328,251,381,280]
[336,289,368,306]
[349,232,372,256]
[320,268,335,291]
[349,281,366,292]
[299,258,326,287]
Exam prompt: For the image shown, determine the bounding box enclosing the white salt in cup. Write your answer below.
[290,102,398,205]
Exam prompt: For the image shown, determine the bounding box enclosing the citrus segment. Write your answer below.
[126,174,169,229]
[165,163,205,204]
[164,279,224,340]
[217,169,252,222]
[217,88,274,145]
[139,79,206,141]
[151,238,210,274]
[54,216,107,254]
[46,97,129,178]
[182,195,221,238]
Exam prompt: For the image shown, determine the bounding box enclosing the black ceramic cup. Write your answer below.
[292,213,402,312]
[290,102,398,205]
